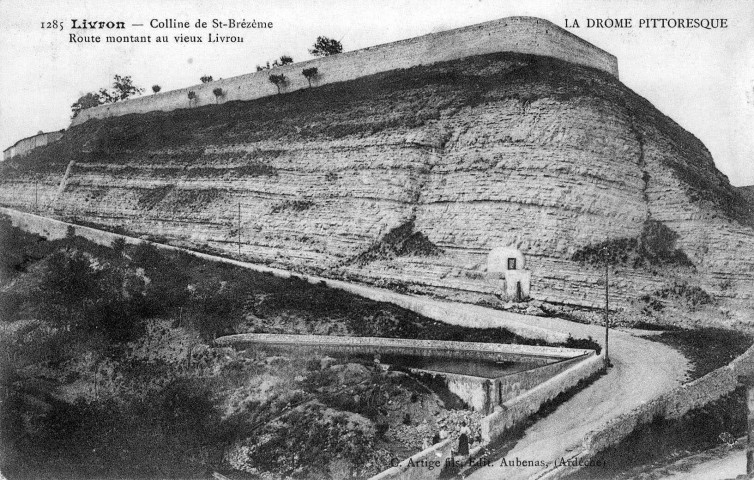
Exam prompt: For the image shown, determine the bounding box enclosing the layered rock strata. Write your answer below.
[1,52,752,326]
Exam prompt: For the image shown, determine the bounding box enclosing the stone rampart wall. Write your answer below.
[71,16,617,125]
[3,131,64,161]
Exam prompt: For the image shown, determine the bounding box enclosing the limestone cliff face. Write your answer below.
[1,53,752,326]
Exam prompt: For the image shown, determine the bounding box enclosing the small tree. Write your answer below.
[99,74,144,103]
[268,74,287,94]
[152,85,161,94]
[212,87,224,104]
[200,75,213,84]
[302,67,318,87]
[187,90,197,107]
[256,61,271,72]
[309,36,343,57]
[278,55,293,65]
[71,92,102,118]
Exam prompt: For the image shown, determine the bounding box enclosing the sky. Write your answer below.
[1,0,752,185]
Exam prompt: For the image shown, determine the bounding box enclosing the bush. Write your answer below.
[572,220,694,269]
[302,67,319,87]
[352,219,442,265]
[268,73,287,94]
[309,36,343,57]
[649,282,713,309]
[1,378,225,479]
[186,277,245,340]
[111,237,126,254]
[239,403,377,478]
[270,199,314,213]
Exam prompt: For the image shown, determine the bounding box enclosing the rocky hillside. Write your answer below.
[1,52,752,328]
[738,185,754,223]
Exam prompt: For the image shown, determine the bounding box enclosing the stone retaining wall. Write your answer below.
[214,333,589,362]
[497,354,589,404]
[481,353,605,443]
[414,354,591,412]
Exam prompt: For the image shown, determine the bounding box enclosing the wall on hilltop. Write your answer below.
[71,16,618,125]
[3,131,64,161]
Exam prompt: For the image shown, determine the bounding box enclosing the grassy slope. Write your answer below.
[646,328,753,380]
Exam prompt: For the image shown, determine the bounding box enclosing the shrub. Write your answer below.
[240,404,376,478]
[572,220,694,269]
[268,73,287,94]
[186,277,245,340]
[352,219,442,265]
[2,378,225,478]
[302,67,319,87]
[309,36,343,57]
[653,282,713,308]
[111,237,126,254]
[270,199,314,213]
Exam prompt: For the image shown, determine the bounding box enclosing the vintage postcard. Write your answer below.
[0,1,752,479]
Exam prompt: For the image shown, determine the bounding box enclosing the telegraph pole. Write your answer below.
[603,246,611,368]
[747,379,754,476]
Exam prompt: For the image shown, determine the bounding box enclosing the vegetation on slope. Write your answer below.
[351,218,443,266]
[571,219,694,269]
[645,328,752,380]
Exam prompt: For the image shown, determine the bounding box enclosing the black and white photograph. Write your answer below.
[0,1,753,479]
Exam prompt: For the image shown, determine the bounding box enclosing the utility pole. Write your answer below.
[605,248,609,364]
[237,201,241,255]
[35,180,38,212]
[734,372,754,476]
